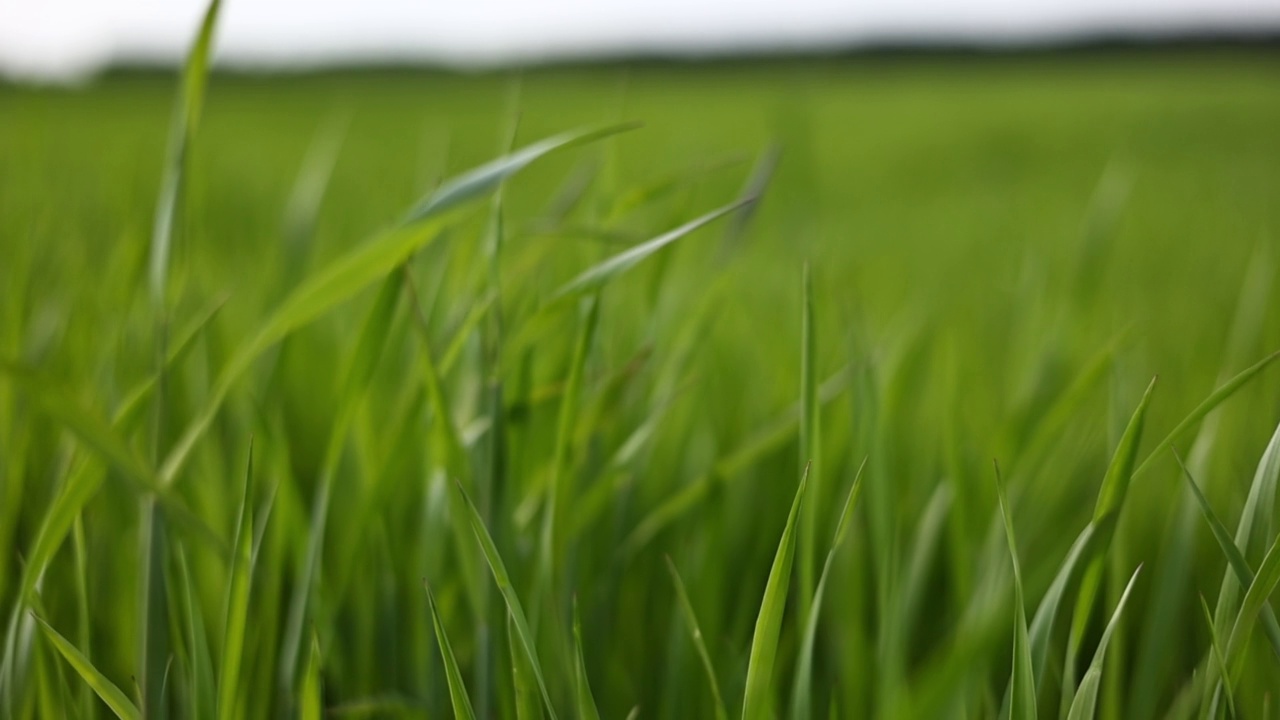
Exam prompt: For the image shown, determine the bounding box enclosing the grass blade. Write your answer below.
[1197,595,1236,719]
[741,463,810,720]
[1063,377,1156,705]
[34,614,140,720]
[300,631,324,720]
[1174,450,1280,659]
[797,263,821,629]
[149,0,221,307]
[452,479,558,720]
[790,458,865,720]
[424,581,477,720]
[572,597,602,720]
[995,462,1036,720]
[1065,567,1141,720]
[217,441,255,720]
[1223,532,1280,687]
[665,556,729,720]
[1132,350,1280,481]
[550,196,756,302]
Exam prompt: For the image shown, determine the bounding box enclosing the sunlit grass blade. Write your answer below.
[1197,595,1236,719]
[1065,566,1141,720]
[217,441,255,720]
[665,556,729,720]
[159,125,633,489]
[1131,350,1280,481]
[572,597,602,720]
[424,581,477,720]
[300,631,324,720]
[995,462,1036,720]
[550,196,756,302]
[1063,377,1156,705]
[790,458,865,720]
[1173,450,1280,659]
[452,479,558,720]
[741,463,810,720]
[509,613,543,720]
[149,0,221,307]
[34,614,140,720]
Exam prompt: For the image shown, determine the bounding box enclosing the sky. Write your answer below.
[2,0,1279,80]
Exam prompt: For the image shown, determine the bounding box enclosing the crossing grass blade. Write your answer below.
[34,614,141,720]
[665,556,729,720]
[572,598,602,720]
[159,124,635,489]
[1173,450,1280,659]
[425,581,478,720]
[1197,595,1236,720]
[995,462,1036,720]
[741,463,810,720]
[509,613,544,720]
[1065,566,1141,720]
[790,457,865,720]
[1223,531,1280,688]
[452,479,559,720]
[217,441,255,720]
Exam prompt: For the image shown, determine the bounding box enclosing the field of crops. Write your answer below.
[3,10,1280,718]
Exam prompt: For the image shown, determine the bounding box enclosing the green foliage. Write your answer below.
[3,21,1280,719]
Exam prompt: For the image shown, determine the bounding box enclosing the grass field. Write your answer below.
[3,23,1280,720]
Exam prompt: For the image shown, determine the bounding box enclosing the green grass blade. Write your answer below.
[177,546,216,719]
[34,614,140,720]
[741,463,810,720]
[217,441,255,720]
[995,462,1036,720]
[149,0,221,307]
[1223,531,1280,686]
[509,613,543,720]
[550,196,756,302]
[1132,350,1280,481]
[1065,567,1141,720]
[424,581,477,720]
[790,458,865,720]
[1174,450,1280,659]
[300,631,324,720]
[572,598,602,720]
[665,556,729,720]
[451,479,559,720]
[1063,377,1156,704]
[1197,595,1236,719]
[797,263,820,630]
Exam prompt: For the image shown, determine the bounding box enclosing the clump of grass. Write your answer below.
[4,2,1280,719]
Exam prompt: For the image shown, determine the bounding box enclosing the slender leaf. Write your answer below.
[34,615,140,720]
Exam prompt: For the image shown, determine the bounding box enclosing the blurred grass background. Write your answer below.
[3,47,1280,718]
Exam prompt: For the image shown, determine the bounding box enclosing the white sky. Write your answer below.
[2,0,1279,80]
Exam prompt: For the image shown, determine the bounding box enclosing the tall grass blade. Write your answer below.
[149,0,221,307]
[790,458,865,720]
[300,631,324,720]
[425,581,478,720]
[995,462,1036,720]
[1198,596,1236,719]
[452,479,558,720]
[797,263,821,629]
[217,441,255,720]
[741,463,810,720]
